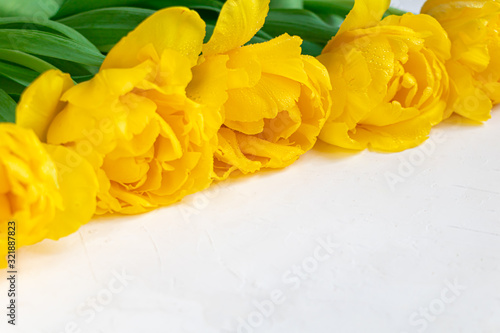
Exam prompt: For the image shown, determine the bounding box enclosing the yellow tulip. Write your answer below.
[318,0,452,151]
[0,123,97,268]
[422,0,500,122]
[202,0,332,179]
[17,8,227,215]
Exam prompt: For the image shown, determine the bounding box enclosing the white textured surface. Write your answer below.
[3,1,500,332]
[393,0,424,13]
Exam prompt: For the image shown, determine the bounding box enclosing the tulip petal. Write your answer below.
[353,113,435,152]
[204,0,270,56]
[16,70,74,142]
[47,104,98,146]
[236,132,304,168]
[63,61,155,107]
[215,128,262,176]
[319,122,366,150]
[225,74,301,123]
[42,144,98,239]
[384,13,451,61]
[337,0,390,36]
[225,119,265,135]
[186,54,228,138]
[109,183,157,214]
[96,169,121,214]
[102,7,206,69]
[448,61,492,122]
[230,34,308,84]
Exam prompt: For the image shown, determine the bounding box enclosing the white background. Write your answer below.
[3,1,500,332]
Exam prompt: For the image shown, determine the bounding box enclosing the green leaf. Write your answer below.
[0,29,105,66]
[304,0,407,18]
[0,17,101,51]
[254,29,274,41]
[303,0,355,17]
[54,0,223,19]
[0,75,25,96]
[0,18,102,94]
[317,14,344,27]
[0,0,64,19]
[0,60,40,86]
[385,7,407,16]
[73,74,95,83]
[246,35,269,45]
[262,9,339,45]
[37,56,99,76]
[0,49,56,73]
[204,22,216,44]
[57,8,155,52]
[301,40,324,57]
[55,0,137,19]
[0,88,16,123]
[269,0,304,9]
[145,0,223,11]
[59,7,273,52]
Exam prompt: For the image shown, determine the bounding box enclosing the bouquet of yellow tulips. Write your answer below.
[1,0,499,268]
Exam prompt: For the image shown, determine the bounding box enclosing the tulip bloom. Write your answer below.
[318,0,452,151]
[202,0,332,179]
[0,123,97,268]
[422,0,500,122]
[17,8,227,215]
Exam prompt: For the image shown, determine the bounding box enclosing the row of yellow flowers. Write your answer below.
[1,0,499,267]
